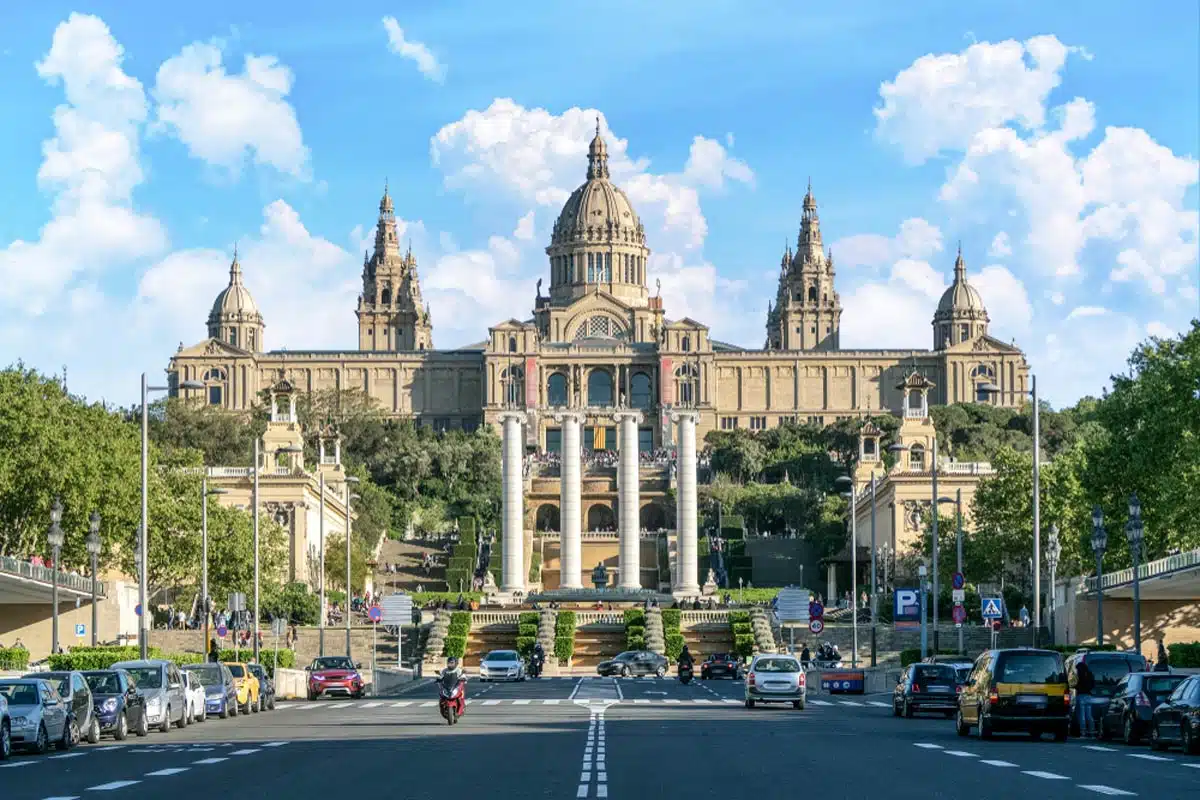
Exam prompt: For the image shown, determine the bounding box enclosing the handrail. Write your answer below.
[0,555,106,597]
[1080,548,1200,594]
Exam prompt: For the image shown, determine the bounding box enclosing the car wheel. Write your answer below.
[955,709,970,737]
[135,711,149,737]
[1052,724,1068,742]
[1149,722,1167,751]
[180,708,190,728]
[33,722,48,754]
[114,712,128,741]
[892,698,901,717]
[1183,724,1198,756]
[0,719,11,761]
[793,700,805,710]
[744,699,755,708]
[977,708,992,740]
[656,667,666,678]
[1123,714,1139,745]
[88,716,101,744]
[251,696,259,713]
[230,699,239,717]
[903,699,914,719]
[58,719,76,751]
[159,707,171,733]
[620,666,630,678]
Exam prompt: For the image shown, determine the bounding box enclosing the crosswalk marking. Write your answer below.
[483,699,502,705]
[633,699,650,704]
[808,700,833,706]
[543,699,560,705]
[391,701,413,707]
[361,702,384,708]
[721,699,740,704]
[867,701,890,708]
[277,694,899,710]
[296,702,323,710]
[513,699,532,705]
[693,699,713,704]
[837,701,863,706]
[663,699,681,704]
[420,701,437,707]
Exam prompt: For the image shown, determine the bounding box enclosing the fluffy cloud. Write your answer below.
[682,135,754,189]
[0,13,165,317]
[152,42,309,177]
[989,232,1012,258]
[382,17,445,83]
[831,218,943,270]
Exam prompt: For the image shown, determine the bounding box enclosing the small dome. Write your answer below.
[208,252,261,323]
[934,248,988,319]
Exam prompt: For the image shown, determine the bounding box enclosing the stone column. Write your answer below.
[554,411,586,589]
[499,411,526,593]
[672,410,700,595]
[614,410,644,590]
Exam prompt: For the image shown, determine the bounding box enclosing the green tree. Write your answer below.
[148,397,260,466]
[324,534,370,594]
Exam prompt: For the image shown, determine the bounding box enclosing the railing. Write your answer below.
[179,467,311,479]
[1080,548,1200,594]
[680,610,730,624]
[0,555,106,597]
[904,408,927,419]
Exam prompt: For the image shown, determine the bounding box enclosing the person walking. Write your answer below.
[1075,661,1097,737]
[1155,639,1170,672]
[208,638,220,663]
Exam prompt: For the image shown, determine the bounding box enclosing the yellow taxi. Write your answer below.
[956,648,1070,741]
[222,662,262,714]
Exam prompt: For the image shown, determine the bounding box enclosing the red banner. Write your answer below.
[660,357,673,405]
[525,357,538,408]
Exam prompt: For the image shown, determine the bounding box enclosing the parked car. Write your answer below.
[701,653,742,680]
[110,659,189,733]
[1066,650,1148,737]
[956,648,1069,741]
[223,663,261,713]
[744,653,806,709]
[1,692,10,760]
[81,669,148,740]
[26,670,99,744]
[894,663,960,718]
[181,663,238,719]
[0,678,74,754]
[305,656,365,699]
[1098,672,1187,745]
[596,651,668,678]
[480,650,526,682]
[182,670,207,723]
[246,664,276,710]
[924,655,974,686]
[1149,674,1200,754]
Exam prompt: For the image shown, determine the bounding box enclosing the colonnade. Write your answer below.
[497,409,700,596]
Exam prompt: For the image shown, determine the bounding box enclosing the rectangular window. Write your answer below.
[588,252,595,282]
[604,252,612,281]
[229,329,238,347]
[462,418,480,434]
[638,428,653,453]
[749,416,768,430]
[434,418,451,433]
[545,428,562,453]
[208,385,223,406]
[720,417,738,430]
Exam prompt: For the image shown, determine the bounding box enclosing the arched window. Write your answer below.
[508,336,518,353]
[586,504,615,531]
[574,316,625,340]
[587,369,614,407]
[674,363,698,406]
[203,368,227,407]
[681,335,691,352]
[972,364,996,403]
[501,366,524,407]
[630,372,652,409]
[381,287,391,305]
[547,373,568,406]
[808,286,817,302]
[909,443,925,471]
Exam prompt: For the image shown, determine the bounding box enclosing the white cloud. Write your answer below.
[989,232,1011,257]
[513,211,535,241]
[682,135,755,189]
[152,42,309,177]
[382,17,445,83]
[1145,321,1173,338]
[1065,305,1108,321]
[0,13,165,317]
[830,217,943,270]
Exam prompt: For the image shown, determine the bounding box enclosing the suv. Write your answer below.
[1065,650,1147,737]
[111,659,189,733]
[956,648,1069,741]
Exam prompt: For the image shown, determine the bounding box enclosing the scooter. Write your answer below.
[679,662,694,685]
[528,655,543,679]
[438,674,466,725]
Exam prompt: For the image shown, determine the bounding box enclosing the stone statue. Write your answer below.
[483,570,497,591]
[702,568,718,596]
[592,562,609,590]
[656,278,662,298]
[536,278,543,298]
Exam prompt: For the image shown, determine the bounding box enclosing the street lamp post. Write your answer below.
[319,471,327,656]
[345,477,361,658]
[869,473,877,667]
[1047,524,1061,645]
[918,563,929,660]
[48,498,65,655]
[835,475,858,668]
[1091,506,1108,646]
[86,511,101,647]
[201,479,228,659]
[930,436,940,654]
[140,373,204,658]
[1127,494,1144,657]
[981,376,1041,647]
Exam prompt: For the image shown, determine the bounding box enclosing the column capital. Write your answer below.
[552,410,587,424]
[498,410,527,424]
[669,409,700,424]
[612,410,645,425]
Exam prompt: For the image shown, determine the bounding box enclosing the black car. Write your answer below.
[1066,649,1147,736]
[596,651,668,677]
[1099,672,1187,745]
[1149,674,1200,754]
[26,670,98,744]
[701,653,741,680]
[247,664,276,711]
[894,663,960,718]
[81,669,148,740]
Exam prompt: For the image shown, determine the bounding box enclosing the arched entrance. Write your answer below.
[586,503,615,532]
[639,503,666,531]
[535,504,560,532]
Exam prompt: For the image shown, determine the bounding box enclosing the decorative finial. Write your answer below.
[656,277,662,298]
[954,243,967,281]
[595,115,601,136]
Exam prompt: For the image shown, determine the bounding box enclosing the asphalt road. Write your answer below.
[3,676,1197,799]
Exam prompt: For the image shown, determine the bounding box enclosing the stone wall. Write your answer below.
[1,595,123,662]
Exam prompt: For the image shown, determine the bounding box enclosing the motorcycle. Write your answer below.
[528,654,544,679]
[438,673,466,725]
[679,662,694,685]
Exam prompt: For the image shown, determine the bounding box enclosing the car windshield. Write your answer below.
[754,658,800,673]
[997,653,1065,684]
[1087,656,1140,695]
[124,668,163,689]
[913,665,956,682]
[84,672,122,694]
[615,652,638,661]
[312,657,353,671]
[486,651,519,662]
[1144,675,1185,695]
[708,653,729,661]
[227,665,246,678]
[185,666,224,687]
[27,673,71,697]
[0,683,39,705]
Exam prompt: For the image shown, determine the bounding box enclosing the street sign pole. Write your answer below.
[955,490,963,656]
[372,620,377,697]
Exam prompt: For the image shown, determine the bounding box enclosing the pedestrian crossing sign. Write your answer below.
[981,597,1003,619]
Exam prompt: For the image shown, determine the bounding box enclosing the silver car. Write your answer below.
[744,654,806,710]
[0,678,74,753]
[479,650,526,682]
[111,660,188,733]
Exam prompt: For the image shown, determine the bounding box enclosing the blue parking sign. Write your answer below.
[75,623,86,637]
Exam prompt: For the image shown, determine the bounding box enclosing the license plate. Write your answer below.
[1016,695,1047,706]
[764,682,792,691]
[928,686,949,693]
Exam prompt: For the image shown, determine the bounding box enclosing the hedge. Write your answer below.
[518,623,538,638]
[443,635,468,658]
[448,556,475,574]
[733,635,754,658]
[626,625,645,640]
[516,636,537,658]
[447,619,470,637]
[555,611,577,635]
[728,611,751,625]
[528,551,543,583]
[1,647,31,671]
[411,591,481,607]
[623,609,646,626]
[665,634,685,661]
[450,611,472,627]
[732,622,752,637]
[626,635,646,651]
[554,635,575,663]
[45,645,295,676]
[661,608,681,632]
[519,612,539,627]
[1169,642,1200,668]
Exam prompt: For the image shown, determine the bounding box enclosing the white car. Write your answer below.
[479,650,526,682]
[183,671,207,723]
[744,654,806,710]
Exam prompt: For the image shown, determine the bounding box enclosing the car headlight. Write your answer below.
[101,698,118,712]
[147,697,162,713]
[12,716,28,726]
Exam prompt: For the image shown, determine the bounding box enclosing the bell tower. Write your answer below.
[766,182,843,351]
[356,183,434,351]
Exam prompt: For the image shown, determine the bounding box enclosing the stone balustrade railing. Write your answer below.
[1080,547,1200,594]
[0,555,106,597]
[471,610,627,627]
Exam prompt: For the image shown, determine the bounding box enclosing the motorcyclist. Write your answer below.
[678,645,695,676]
[530,642,545,677]
[439,657,465,687]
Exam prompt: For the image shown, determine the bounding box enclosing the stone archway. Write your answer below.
[535,503,561,532]
[586,503,615,532]
[639,502,667,531]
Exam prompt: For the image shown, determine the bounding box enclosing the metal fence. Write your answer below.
[1081,547,1200,594]
[0,554,106,597]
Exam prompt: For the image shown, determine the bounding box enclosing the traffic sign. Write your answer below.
[982,597,1004,620]
[75,623,86,637]
[271,617,287,637]
[228,592,247,613]
[217,624,228,638]
[368,605,382,623]
[951,588,966,602]
[951,572,966,590]
[380,593,413,626]
[952,605,967,625]
[809,601,825,619]
[775,587,810,623]
[809,618,824,635]
[134,604,143,617]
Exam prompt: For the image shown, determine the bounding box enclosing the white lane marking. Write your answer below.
[230,748,260,756]
[597,787,608,798]
[262,742,288,748]
[913,743,943,749]
[598,771,607,782]
[867,701,891,707]
[296,703,323,710]
[980,760,1018,767]
[576,785,588,798]
[50,753,86,760]
[1022,771,1069,780]
[192,757,228,765]
[146,768,190,776]
[1,762,36,769]
[1078,787,1136,797]
[87,781,141,791]
[663,699,681,704]
[543,699,561,705]
[614,679,624,701]
[513,699,531,705]
[390,701,412,707]
[721,699,740,704]
[1128,753,1170,762]
[944,750,977,757]
[838,701,864,706]
[1083,745,1117,752]
[692,699,713,704]
[42,796,80,799]
[483,700,502,706]
[1184,764,1200,770]
[361,702,383,708]
[419,701,437,708]
[808,700,833,706]
[568,678,584,700]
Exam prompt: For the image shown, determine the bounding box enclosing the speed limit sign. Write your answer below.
[809,618,824,635]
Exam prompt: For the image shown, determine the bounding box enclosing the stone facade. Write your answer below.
[168,128,1030,450]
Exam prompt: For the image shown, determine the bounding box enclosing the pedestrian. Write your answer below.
[1075,661,1097,737]
[208,638,220,663]
[1155,639,1170,672]
[800,644,811,668]
[1019,605,1030,627]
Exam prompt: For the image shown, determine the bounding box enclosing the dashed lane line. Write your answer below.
[1079,787,1136,796]
[391,701,413,707]
[808,700,833,707]
[145,768,190,777]
[86,780,141,791]
[980,760,1018,767]
[866,701,891,708]
[1083,745,1117,752]
[913,743,943,749]
[1021,771,1069,780]
[1128,753,1171,762]
[483,699,502,706]
[419,701,437,707]
[49,753,86,760]
[230,749,261,756]
[837,701,864,707]
[262,742,289,748]
[192,758,228,765]
[944,751,977,757]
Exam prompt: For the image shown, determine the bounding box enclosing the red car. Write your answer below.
[306,657,365,700]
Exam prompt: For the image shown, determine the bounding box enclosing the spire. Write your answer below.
[380,179,393,215]
[587,118,610,180]
[954,241,966,282]
[797,179,823,264]
[229,245,243,284]
[373,181,401,260]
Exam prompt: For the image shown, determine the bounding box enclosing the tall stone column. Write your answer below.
[614,410,644,590]
[672,410,700,595]
[499,411,526,593]
[554,411,585,589]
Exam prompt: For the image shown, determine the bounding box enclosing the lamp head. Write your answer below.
[50,497,63,525]
[1091,505,1103,530]
[978,382,1000,394]
[886,442,909,454]
[279,444,305,454]
[208,487,230,496]
[1091,526,1107,556]
[179,379,205,390]
[1128,493,1141,521]
[48,522,65,549]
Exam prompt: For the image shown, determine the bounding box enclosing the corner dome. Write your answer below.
[208,252,261,324]
[934,248,988,320]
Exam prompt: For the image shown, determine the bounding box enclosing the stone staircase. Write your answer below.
[464,628,518,668]
[682,628,734,659]
[572,627,626,667]
[373,536,453,594]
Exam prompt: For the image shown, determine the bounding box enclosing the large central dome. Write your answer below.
[545,122,651,307]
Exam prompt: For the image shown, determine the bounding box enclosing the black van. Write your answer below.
[956,648,1070,741]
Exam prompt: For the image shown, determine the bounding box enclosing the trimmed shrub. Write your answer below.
[450,611,471,626]
[733,635,754,658]
[729,611,751,625]
[665,634,685,661]
[519,612,539,626]
[528,551,543,582]
[1169,642,1200,668]
[626,634,646,651]
[626,625,645,639]
[443,636,468,658]
[48,646,152,671]
[518,623,538,638]
[410,591,481,607]
[661,608,681,632]
[448,619,470,637]
[0,647,29,671]
[732,622,752,637]
[555,611,577,635]
[623,608,646,626]
[554,635,575,663]
[516,636,537,658]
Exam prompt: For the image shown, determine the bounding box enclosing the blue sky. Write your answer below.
[0,1,1196,408]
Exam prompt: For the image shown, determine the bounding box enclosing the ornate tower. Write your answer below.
[356,184,433,351]
[207,248,264,352]
[932,245,989,349]
[765,183,842,350]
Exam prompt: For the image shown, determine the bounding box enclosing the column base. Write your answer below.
[559,582,584,590]
[672,585,701,600]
